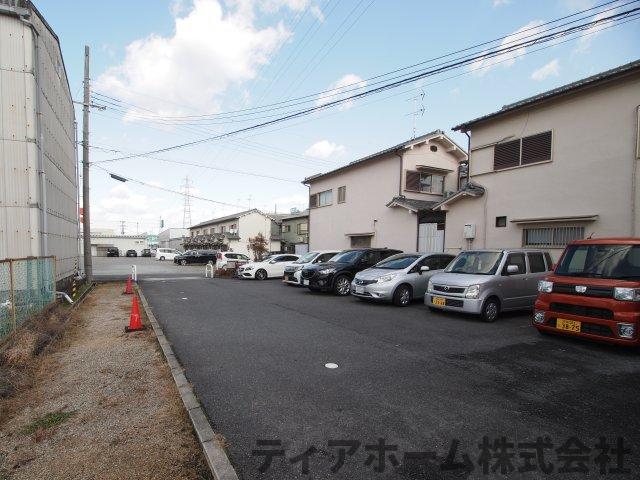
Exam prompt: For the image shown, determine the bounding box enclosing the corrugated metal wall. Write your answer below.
[0,3,79,281]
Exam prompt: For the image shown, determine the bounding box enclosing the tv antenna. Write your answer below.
[181,176,193,228]
[406,90,425,139]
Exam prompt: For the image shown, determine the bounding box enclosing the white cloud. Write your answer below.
[493,0,511,7]
[259,0,309,12]
[531,59,560,81]
[469,20,544,76]
[97,0,291,117]
[170,0,191,16]
[310,4,325,22]
[575,8,616,52]
[304,140,346,159]
[316,74,367,110]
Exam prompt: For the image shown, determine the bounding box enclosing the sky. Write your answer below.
[34,0,640,235]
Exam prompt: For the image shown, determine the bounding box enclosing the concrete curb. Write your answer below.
[137,287,239,480]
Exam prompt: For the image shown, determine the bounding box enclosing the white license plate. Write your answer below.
[303,279,309,286]
[355,286,364,294]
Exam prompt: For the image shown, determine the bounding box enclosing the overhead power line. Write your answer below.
[91,0,635,122]
[95,6,640,163]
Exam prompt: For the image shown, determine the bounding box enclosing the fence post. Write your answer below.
[9,260,16,334]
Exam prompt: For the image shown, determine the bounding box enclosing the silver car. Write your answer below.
[351,253,455,306]
[425,248,553,322]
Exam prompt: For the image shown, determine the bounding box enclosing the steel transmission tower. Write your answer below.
[181,176,193,228]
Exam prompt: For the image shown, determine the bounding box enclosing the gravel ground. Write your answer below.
[0,283,212,480]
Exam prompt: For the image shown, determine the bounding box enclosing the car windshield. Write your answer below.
[445,251,503,275]
[375,254,421,270]
[328,251,361,263]
[295,252,317,264]
[555,244,640,280]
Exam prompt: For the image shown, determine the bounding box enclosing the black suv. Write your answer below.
[301,248,402,295]
[106,247,119,257]
[175,250,217,265]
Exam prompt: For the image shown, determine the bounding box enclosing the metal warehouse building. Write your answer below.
[0,0,79,282]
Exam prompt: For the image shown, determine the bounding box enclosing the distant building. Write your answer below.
[158,228,188,250]
[303,131,467,253]
[280,210,309,254]
[90,234,148,256]
[0,0,79,282]
[186,209,282,256]
[440,60,640,258]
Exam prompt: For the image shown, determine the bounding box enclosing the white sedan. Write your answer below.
[238,254,300,280]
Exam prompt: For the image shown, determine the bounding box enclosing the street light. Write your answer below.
[109,173,127,182]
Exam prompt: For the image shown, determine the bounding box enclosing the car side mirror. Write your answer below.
[506,264,519,274]
[420,266,430,273]
[269,260,276,264]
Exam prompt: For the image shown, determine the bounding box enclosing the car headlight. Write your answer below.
[427,280,434,293]
[533,310,546,324]
[319,268,336,275]
[465,284,480,299]
[294,265,303,271]
[538,280,553,293]
[617,323,636,339]
[614,287,640,301]
[244,266,253,271]
[377,273,398,283]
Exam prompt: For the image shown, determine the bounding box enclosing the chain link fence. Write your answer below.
[0,256,56,343]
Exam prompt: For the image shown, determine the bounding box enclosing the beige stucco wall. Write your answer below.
[308,139,462,252]
[443,73,640,260]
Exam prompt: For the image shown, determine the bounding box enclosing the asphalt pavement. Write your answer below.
[92,256,203,281]
[139,276,640,480]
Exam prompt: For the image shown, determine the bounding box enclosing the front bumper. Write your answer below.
[424,292,483,314]
[350,281,394,301]
[533,294,640,345]
[238,268,256,278]
[303,273,334,290]
[283,269,302,285]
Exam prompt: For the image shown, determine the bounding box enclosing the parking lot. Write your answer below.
[140,276,640,479]
[92,256,203,281]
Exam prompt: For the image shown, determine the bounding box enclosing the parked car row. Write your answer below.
[237,238,640,347]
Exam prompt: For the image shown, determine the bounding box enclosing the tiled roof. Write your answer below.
[385,196,439,212]
[453,59,640,131]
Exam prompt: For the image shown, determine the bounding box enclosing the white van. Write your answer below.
[155,248,182,261]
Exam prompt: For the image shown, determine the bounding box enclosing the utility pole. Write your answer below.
[182,176,192,228]
[82,45,93,283]
[120,220,126,235]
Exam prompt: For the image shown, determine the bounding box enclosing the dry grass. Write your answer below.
[0,283,212,480]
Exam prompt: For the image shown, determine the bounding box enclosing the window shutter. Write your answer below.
[405,170,420,191]
[522,131,552,165]
[494,139,520,170]
[309,193,317,208]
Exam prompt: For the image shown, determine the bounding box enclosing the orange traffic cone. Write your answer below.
[123,276,133,295]
[125,296,146,332]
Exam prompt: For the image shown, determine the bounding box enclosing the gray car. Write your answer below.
[425,248,553,322]
[351,253,455,306]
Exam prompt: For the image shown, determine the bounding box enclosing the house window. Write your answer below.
[297,222,308,234]
[494,131,552,170]
[282,224,291,233]
[221,226,226,233]
[406,171,445,194]
[495,216,507,228]
[350,235,372,248]
[338,186,346,203]
[230,224,236,230]
[430,145,438,152]
[523,226,584,248]
[310,189,333,208]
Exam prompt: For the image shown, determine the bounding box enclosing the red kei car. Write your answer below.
[533,238,640,346]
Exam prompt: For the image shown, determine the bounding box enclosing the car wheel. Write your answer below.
[481,297,500,323]
[159,256,165,261]
[180,259,187,266]
[255,269,268,281]
[333,275,351,296]
[393,284,412,307]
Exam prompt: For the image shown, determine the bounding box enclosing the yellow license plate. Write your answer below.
[556,318,581,332]
[432,296,446,306]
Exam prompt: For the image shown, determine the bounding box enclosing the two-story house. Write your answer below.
[185,209,282,256]
[303,131,467,252]
[280,210,309,254]
[437,60,640,259]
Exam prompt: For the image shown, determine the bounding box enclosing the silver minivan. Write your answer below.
[351,252,455,306]
[425,249,553,322]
